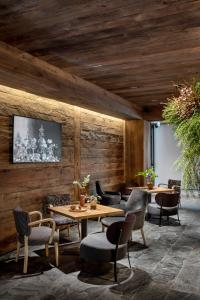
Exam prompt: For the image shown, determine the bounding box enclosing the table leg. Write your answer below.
[147,193,152,203]
[81,219,88,239]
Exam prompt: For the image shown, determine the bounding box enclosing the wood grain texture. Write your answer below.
[0,86,124,254]
[125,120,150,186]
[80,109,124,193]
[0,42,141,120]
[0,0,199,112]
[49,204,123,220]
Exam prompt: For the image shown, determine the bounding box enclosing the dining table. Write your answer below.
[126,186,175,202]
[49,203,123,240]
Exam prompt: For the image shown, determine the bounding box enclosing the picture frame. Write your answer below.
[13,115,62,163]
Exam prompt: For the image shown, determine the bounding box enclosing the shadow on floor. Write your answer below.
[0,256,52,279]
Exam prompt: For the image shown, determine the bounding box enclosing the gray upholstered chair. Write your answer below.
[119,181,139,201]
[147,192,180,226]
[80,212,136,282]
[95,181,121,206]
[44,194,80,240]
[101,189,148,245]
[13,206,59,274]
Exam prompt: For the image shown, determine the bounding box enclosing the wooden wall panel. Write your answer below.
[0,85,124,254]
[125,120,150,186]
[80,110,124,192]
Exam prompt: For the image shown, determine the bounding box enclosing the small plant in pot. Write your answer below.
[137,168,158,189]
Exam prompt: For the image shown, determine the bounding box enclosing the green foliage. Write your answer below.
[137,168,158,183]
[163,79,200,189]
[175,113,200,189]
[162,99,182,128]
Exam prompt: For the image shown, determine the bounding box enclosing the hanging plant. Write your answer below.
[163,78,200,189]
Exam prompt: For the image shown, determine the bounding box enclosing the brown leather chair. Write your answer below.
[158,179,181,205]
[147,192,180,226]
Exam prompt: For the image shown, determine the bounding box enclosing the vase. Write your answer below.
[90,199,97,210]
[80,194,86,207]
[147,182,153,190]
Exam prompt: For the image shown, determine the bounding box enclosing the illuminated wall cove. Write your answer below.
[0,85,124,254]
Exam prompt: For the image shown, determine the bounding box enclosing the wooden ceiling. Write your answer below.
[0,0,200,116]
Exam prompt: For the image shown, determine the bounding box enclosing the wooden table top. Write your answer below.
[127,186,175,193]
[49,204,123,220]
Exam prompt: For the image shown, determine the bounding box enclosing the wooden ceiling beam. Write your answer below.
[0,42,142,120]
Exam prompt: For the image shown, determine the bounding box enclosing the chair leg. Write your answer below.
[54,242,59,267]
[114,259,117,282]
[77,223,81,239]
[141,228,146,246]
[146,213,151,220]
[127,242,131,269]
[167,215,169,225]
[177,212,181,225]
[23,236,29,274]
[159,211,162,227]
[45,243,49,257]
[16,240,20,262]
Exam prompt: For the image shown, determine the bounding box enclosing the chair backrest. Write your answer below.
[13,207,31,237]
[43,194,71,215]
[106,212,136,245]
[130,209,146,230]
[155,192,180,207]
[125,189,148,212]
[168,179,181,191]
[95,181,105,196]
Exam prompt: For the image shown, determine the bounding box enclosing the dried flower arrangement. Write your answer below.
[163,78,200,189]
[73,174,90,194]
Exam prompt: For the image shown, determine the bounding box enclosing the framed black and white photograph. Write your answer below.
[13,115,62,163]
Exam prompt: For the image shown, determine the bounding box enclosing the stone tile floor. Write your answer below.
[0,191,200,299]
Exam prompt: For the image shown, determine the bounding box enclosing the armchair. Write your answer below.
[95,181,121,206]
[158,179,181,205]
[147,192,180,226]
[13,207,59,274]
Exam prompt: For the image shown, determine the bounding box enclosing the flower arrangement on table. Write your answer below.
[163,78,200,189]
[137,168,158,189]
[73,175,101,208]
[73,174,91,206]
[73,174,90,195]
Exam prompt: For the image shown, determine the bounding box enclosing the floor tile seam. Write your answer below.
[150,225,188,288]
[167,232,194,291]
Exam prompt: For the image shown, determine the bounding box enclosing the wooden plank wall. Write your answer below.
[80,109,124,192]
[125,120,150,186]
[0,85,124,254]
